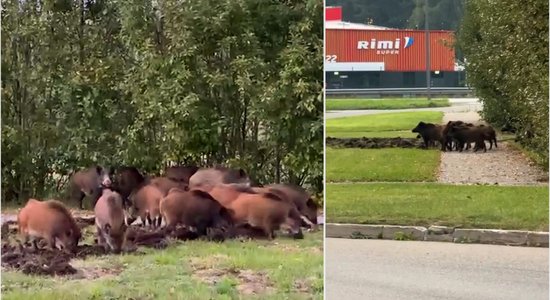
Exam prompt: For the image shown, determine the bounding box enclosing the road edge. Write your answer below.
[325,223,549,248]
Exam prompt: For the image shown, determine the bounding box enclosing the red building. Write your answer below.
[325,6,465,89]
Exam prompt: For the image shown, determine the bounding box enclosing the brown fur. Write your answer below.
[149,177,189,196]
[227,193,303,240]
[411,122,445,150]
[477,124,498,149]
[17,199,81,252]
[94,189,127,253]
[266,184,318,226]
[165,166,199,183]
[129,184,164,228]
[111,166,145,206]
[69,166,113,209]
[443,121,476,151]
[159,189,233,236]
[188,167,250,189]
[200,183,258,207]
[447,125,487,152]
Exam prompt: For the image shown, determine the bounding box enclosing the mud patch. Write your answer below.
[293,278,315,294]
[0,224,201,277]
[2,243,78,276]
[75,216,95,228]
[125,225,200,249]
[326,137,424,149]
[236,269,274,295]
[70,260,124,280]
[193,266,274,296]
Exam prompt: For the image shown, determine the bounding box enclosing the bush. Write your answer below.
[457,0,549,168]
[1,0,323,203]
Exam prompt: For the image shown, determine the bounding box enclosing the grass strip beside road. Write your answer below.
[326,183,549,231]
[326,148,440,183]
[326,111,443,138]
[326,98,449,110]
[2,230,323,299]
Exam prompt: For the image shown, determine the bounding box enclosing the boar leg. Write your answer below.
[70,186,85,210]
[96,226,106,247]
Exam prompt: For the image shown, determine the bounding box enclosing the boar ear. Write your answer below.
[238,168,246,178]
[104,224,111,235]
[96,166,103,174]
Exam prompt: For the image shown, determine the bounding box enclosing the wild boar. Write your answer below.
[94,189,128,253]
[17,199,81,253]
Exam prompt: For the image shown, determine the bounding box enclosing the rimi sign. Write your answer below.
[325,29,455,72]
[357,37,414,55]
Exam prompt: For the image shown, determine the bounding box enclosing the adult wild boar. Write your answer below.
[128,184,164,228]
[198,183,258,207]
[165,166,199,184]
[189,166,250,189]
[17,199,81,253]
[228,192,303,240]
[111,166,146,206]
[159,189,233,236]
[94,189,128,253]
[447,125,487,152]
[69,165,113,209]
[265,184,319,229]
[411,122,445,150]
[477,124,498,150]
[149,177,189,196]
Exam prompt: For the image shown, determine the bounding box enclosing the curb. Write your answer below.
[326,223,549,248]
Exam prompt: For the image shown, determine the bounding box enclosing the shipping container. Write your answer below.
[325,29,455,72]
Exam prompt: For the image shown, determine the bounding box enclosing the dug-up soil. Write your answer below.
[0,217,205,277]
[0,215,295,277]
[326,137,424,149]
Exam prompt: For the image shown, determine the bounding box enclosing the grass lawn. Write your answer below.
[326,148,440,183]
[326,182,549,231]
[326,111,443,138]
[326,98,449,110]
[2,228,323,300]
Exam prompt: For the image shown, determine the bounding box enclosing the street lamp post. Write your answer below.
[425,0,431,101]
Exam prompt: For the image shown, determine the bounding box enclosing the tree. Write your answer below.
[457,0,548,168]
[1,0,324,205]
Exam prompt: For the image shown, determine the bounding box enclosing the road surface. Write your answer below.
[326,98,482,119]
[326,238,549,300]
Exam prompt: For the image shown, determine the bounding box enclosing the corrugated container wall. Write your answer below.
[326,29,455,72]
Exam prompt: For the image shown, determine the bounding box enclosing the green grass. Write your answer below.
[326,98,449,110]
[2,231,323,300]
[326,183,549,231]
[326,111,443,138]
[326,148,440,182]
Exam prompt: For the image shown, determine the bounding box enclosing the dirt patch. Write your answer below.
[0,224,203,277]
[193,266,274,296]
[70,260,124,280]
[293,277,316,294]
[326,137,424,149]
[236,269,274,295]
[75,216,95,228]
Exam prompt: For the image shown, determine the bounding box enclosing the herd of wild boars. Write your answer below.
[16,165,320,254]
[412,120,498,153]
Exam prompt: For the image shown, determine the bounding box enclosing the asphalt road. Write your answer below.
[326,98,482,119]
[326,238,549,300]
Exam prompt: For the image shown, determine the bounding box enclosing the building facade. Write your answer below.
[325,6,466,89]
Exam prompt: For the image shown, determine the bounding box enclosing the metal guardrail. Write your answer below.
[326,87,475,97]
